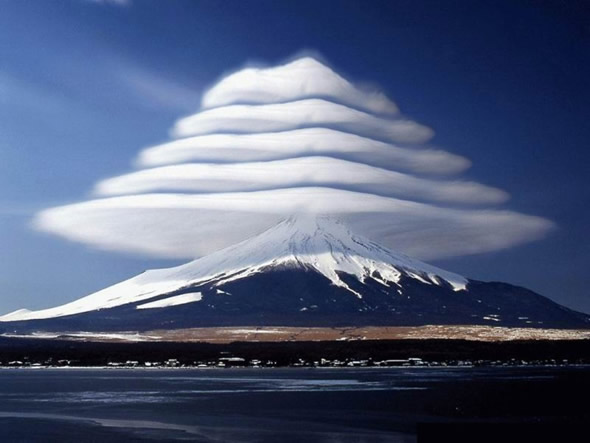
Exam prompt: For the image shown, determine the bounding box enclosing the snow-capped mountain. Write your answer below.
[1,216,588,332]
[0,216,466,321]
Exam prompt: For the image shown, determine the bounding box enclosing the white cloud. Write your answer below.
[33,56,554,261]
[34,188,552,260]
[111,62,200,112]
[172,99,434,144]
[95,157,508,205]
[138,128,470,175]
[202,56,399,114]
[86,0,131,6]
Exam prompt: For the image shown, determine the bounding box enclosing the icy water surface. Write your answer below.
[0,366,589,442]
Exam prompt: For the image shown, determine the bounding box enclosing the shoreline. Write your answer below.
[2,335,590,368]
[3,324,590,344]
[2,363,590,370]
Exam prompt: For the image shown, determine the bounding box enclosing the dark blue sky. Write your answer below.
[0,0,588,313]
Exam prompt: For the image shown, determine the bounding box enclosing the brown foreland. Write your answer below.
[8,325,585,343]
[141,325,590,343]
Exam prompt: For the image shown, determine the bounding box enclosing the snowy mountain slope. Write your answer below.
[0,216,467,322]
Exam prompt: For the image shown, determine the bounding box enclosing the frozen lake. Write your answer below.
[0,366,588,442]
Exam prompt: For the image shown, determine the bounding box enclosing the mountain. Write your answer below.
[1,216,588,333]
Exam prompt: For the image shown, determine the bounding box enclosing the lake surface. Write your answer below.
[0,366,588,442]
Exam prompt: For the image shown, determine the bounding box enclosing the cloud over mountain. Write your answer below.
[136,128,470,175]
[33,56,554,260]
[201,57,399,114]
[171,99,434,143]
[94,157,508,205]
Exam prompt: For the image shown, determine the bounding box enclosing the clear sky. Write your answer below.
[0,0,588,314]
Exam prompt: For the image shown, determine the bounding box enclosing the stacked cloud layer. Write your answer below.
[34,57,554,260]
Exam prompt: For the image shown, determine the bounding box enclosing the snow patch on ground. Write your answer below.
[136,292,202,310]
[0,309,32,321]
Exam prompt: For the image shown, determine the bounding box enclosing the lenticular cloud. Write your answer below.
[201,57,399,114]
[33,56,554,260]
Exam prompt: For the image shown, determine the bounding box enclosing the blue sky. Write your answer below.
[0,0,589,314]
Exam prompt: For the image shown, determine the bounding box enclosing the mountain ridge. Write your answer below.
[1,216,588,332]
[0,216,467,322]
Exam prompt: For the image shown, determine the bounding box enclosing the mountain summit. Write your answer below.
[1,216,587,332]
